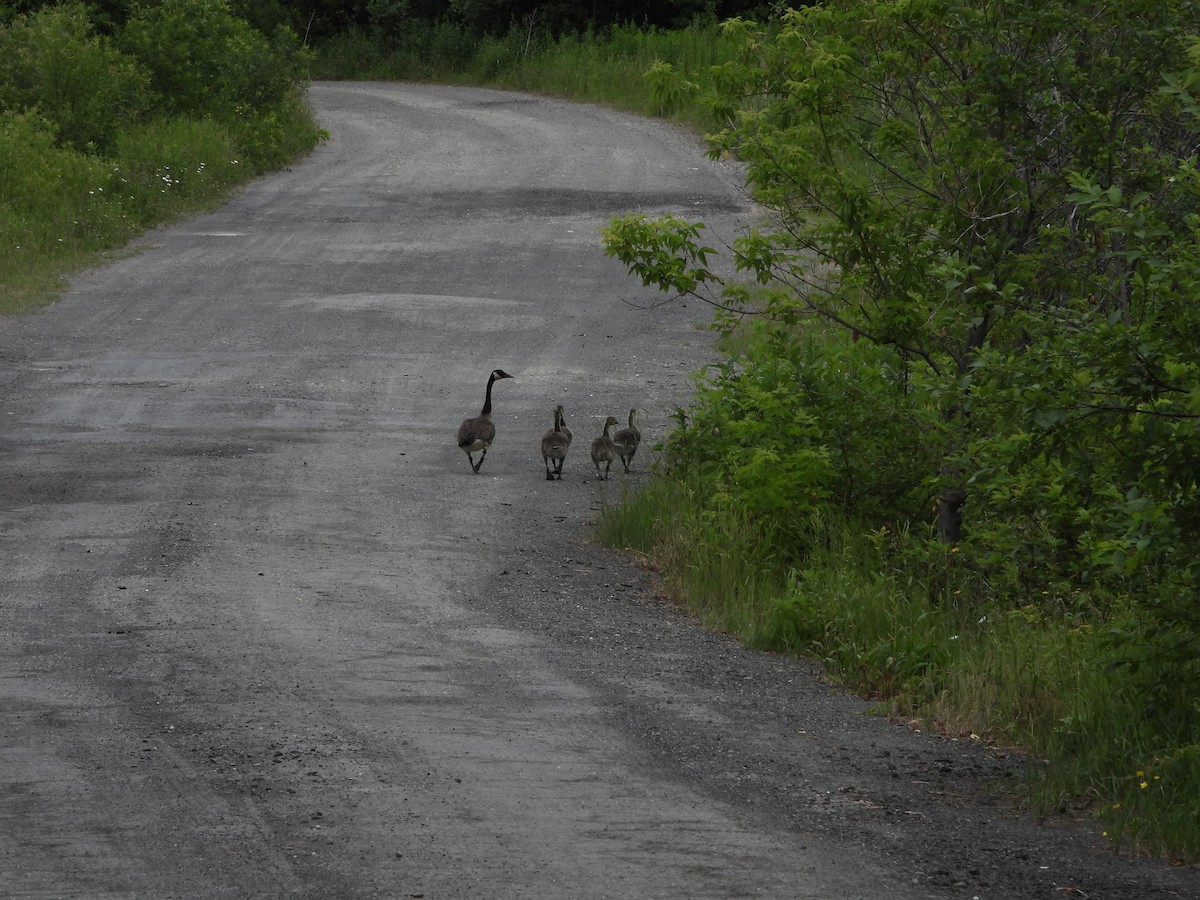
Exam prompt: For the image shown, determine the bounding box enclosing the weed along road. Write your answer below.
[1,82,1196,900]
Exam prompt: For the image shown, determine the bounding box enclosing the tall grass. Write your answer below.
[0,109,273,314]
[484,22,728,126]
[309,23,477,82]
[599,454,1200,860]
[596,478,788,642]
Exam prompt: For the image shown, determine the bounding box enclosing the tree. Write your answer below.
[603,0,1200,546]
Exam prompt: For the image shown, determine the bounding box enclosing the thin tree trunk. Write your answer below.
[936,401,968,545]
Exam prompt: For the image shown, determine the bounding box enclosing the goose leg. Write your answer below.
[472,449,487,473]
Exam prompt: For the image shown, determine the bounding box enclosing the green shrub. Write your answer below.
[0,111,128,265]
[0,0,322,312]
[657,321,938,557]
[120,0,308,121]
[0,2,150,152]
[309,27,391,79]
[117,0,318,172]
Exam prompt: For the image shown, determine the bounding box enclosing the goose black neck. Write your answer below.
[481,373,497,415]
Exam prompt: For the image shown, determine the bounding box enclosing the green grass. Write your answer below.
[596,478,788,642]
[0,102,322,316]
[0,0,326,314]
[598,475,1200,861]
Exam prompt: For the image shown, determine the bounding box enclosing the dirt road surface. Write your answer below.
[2,82,1197,899]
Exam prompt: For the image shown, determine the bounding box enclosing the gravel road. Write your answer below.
[1,81,1197,899]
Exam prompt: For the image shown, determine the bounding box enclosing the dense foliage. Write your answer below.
[0,0,322,307]
[602,0,1200,857]
[2,0,779,43]
[272,0,773,42]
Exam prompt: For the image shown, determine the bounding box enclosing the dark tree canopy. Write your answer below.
[4,0,785,42]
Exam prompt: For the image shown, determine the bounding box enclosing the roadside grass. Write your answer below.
[597,470,1200,860]
[1,266,71,315]
[309,23,477,82]
[483,22,729,128]
[0,0,326,315]
[595,478,787,643]
[0,106,320,316]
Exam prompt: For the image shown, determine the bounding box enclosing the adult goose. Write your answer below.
[613,408,641,473]
[457,369,513,473]
[590,416,619,481]
[540,406,570,480]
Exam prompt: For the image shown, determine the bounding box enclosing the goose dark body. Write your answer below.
[590,415,620,481]
[457,369,513,473]
[613,408,641,473]
[541,405,570,480]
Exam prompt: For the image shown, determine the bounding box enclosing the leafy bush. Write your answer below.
[118,0,316,171]
[0,2,150,152]
[309,27,392,80]
[0,111,128,264]
[120,0,306,120]
[651,314,939,557]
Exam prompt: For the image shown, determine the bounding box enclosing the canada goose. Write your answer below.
[457,369,513,473]
[613,408,641,473]
[541,406,570,480]
[590,415,619,480]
